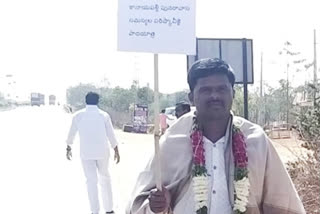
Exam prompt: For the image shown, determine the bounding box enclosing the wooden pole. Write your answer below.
[314,29,318,106]
[153,54,162,192]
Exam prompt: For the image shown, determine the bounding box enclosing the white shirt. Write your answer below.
[174,135,233,213]
[204,136,232,214]
[66,105,118,160]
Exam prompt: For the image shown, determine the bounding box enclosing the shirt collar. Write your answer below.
[203,136,225,144]
[86,105,98,111]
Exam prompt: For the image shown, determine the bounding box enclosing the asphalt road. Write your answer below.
[0,106,154,214]
[0,106,302,214]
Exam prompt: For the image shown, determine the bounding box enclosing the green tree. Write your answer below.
[288,84,320,214]
[137,86,154,105]
[0,92,8,107]
[66,83,99,111]
[172,90,190,104]
[232,85,244,117]
[105,86,133,112]
[279,41,310,124]
[159,90,189,110]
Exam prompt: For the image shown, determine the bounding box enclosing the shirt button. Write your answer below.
[212,190,216,194]
[213,166,217,170]
[213,144,216,147]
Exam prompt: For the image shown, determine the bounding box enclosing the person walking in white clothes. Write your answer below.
[66,92,120,214]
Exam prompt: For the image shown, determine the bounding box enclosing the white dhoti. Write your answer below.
[81,158,113,214]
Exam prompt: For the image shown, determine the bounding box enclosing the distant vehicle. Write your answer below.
[39,94,45,105]
[31,93,40,106]
[49,95,56,105]
[123,104,148,133]
[31,93,45,106]
[164,107,176,127]
[133,104,148,133]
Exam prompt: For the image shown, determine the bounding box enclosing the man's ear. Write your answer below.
[188,92,194,105]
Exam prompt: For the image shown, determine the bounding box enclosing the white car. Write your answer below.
[164,107,176,127]
[164,106,196,127]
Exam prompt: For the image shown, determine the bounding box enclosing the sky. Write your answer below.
[0,0,319,103]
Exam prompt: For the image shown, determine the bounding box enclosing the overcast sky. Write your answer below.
[0,0,319,102]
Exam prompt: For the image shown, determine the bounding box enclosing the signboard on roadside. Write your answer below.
[118,0,196,54]
[133,104,148,133]
[187,38,254,84]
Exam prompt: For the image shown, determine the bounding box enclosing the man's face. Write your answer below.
[189,73,234,121]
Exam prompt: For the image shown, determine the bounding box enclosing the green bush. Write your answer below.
[288,86,320,214]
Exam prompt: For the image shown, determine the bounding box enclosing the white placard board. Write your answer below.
[118,0,196,55]
[187,38,254,84]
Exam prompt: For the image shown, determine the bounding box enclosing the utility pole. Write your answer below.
[286,61,289,125]
[314,29,318,106]
[260,52,263,98]
[284,42,290,125]
[259,52,264,125]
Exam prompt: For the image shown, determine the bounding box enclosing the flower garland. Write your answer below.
[191,116,209,214]
[190,116,249,214]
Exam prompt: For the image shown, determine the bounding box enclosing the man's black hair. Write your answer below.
[85,92,99,105]
[187,58,235,92]
[175,102,191,112]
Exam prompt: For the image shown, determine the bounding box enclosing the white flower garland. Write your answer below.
[191,116,250,214]
[192,176,209,210]
[233,177,250,213]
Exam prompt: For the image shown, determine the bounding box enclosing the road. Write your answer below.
[0,106,154,214]
[0,106,303,214]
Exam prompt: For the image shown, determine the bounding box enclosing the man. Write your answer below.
[66,92,120,214]
[159,109,168,135]
[126,58,305,214]
[175,102,191,119]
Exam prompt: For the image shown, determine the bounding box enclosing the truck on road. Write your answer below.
[30,93,45,106]
[49,95,56,105]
